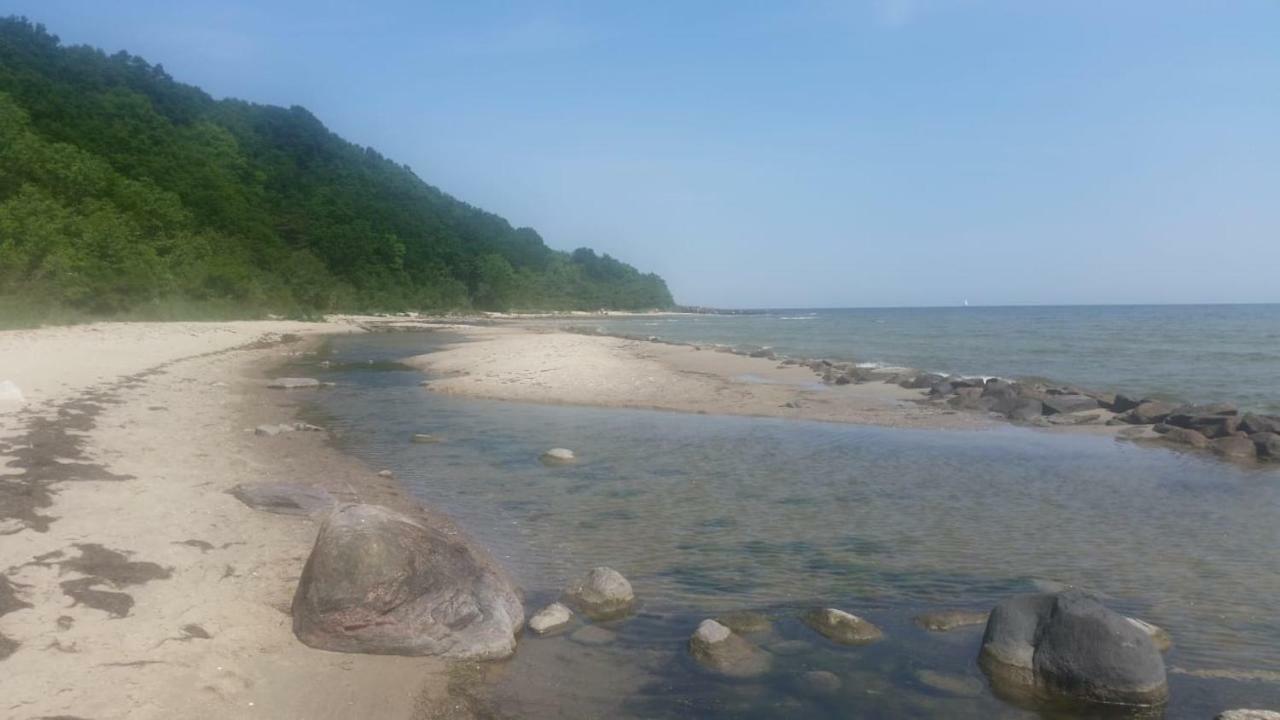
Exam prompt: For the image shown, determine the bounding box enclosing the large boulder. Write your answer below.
[688,619,772,677]
[978,590,1167,708]
[562,567,635,620]
[292,504,523,659]
[802,608,883,645]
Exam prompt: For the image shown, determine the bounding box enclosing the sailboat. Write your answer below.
[963,299,970,307]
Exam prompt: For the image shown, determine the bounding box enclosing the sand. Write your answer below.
[0,319,469,720]
[407,324,993,430]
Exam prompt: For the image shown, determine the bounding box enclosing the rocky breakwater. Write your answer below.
[798,356,1280,466]
[291,504,524,659]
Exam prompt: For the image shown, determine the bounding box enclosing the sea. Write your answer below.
[568,304,1280,414]
[291,305,1280,719]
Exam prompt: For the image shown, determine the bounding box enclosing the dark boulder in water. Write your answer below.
[292,504,523,659]
[978,589,1167,708]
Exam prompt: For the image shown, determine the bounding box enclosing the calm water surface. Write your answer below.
[562,305,1280,413]
[301,332,1280,719]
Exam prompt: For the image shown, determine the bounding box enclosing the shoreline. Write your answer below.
[405,321,1280,466]
[0,319,482,719]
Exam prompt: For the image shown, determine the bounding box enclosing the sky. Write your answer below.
[7,1,1280,308]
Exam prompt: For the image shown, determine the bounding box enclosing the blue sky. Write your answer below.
[9,1,1280,308]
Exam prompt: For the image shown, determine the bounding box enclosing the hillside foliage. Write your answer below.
[0,17,673,320]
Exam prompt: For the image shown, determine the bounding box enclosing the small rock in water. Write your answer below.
[254,424,286,437]
[802,608,883,645]
[1217,711,1280,720]
[793,670,842,697]
[1126,617,1172,652]
[377,470,394,478]
[569,625,616,646]
[688,619,772,678]
[716,610,772,634]
[412,433,442,444]
[563,566,634,620]
[0,380,25,407]
[267,377,321,389]
[540,448,577,465]
[528,602,573,635]
[914,609,989,632]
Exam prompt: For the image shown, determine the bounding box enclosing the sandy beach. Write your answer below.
[407,324,995,430]
[0,320,476,720]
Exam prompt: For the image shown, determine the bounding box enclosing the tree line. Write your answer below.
[0,17,673,322]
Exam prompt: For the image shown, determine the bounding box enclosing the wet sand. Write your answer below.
[0,320,470,720]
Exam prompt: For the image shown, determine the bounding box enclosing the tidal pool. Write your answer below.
[296,332,1280,718]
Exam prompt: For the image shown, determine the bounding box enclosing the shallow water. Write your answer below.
[564,305,1280,413]
[301,332,1280,718]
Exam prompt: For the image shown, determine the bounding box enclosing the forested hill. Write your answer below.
[0,17,673,319]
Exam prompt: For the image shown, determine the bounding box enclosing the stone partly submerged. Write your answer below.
[528,602,574,635]
[802,607,884,645]
[1216,711,1280,720]
[562,566,635,620]
[688,619,772,678]
[540,447,577,465]
[292,504,524,659]
[229,482,334,518]
[978,590,1167,709]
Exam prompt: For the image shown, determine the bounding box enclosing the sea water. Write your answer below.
[565,305,1280,413]
[299,330,1280,719]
